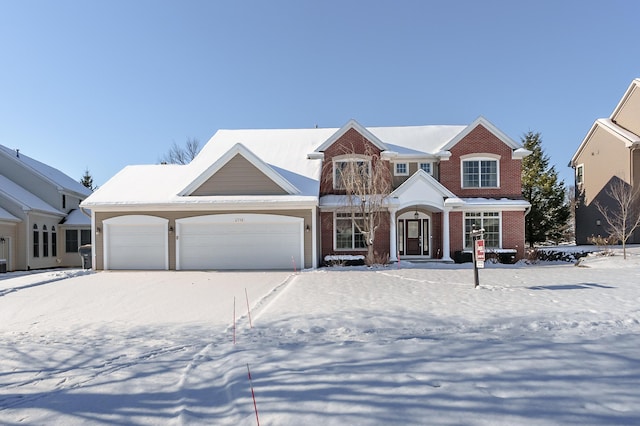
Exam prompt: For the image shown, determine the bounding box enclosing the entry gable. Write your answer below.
[180,143,300,196]
[391,169,462,210]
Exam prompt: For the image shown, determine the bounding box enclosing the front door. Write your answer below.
[405,219,421,255]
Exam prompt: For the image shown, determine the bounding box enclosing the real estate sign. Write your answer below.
[475,239,485,269]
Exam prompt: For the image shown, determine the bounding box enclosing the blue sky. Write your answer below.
[1,0,638,187]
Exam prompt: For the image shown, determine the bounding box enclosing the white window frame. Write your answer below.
[463,211,501,249]
[394,162,409,176]
[333,155,371,190]
[419,162,432,175]
[334,212,367,250]
[460,154,500,189]
[576,164,584,185]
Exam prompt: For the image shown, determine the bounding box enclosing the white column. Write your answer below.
[311,207,318,269]
[389,208,398,262]
[442,208,452,261]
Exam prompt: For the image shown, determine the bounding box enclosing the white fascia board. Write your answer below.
[85,197,319,212]
[610,79,640,121]
[180,143,301,196]
[598,118,640,146]
[512,147,532,159]
[441,116,521,151]
[435,150,452,160]
[456,198,531,211]
[314,119,388,153]
[307,152,325,160]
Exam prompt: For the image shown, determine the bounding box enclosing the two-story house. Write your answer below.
[81,117,530,270]
[570,78,640,245]
[0,144,92,271]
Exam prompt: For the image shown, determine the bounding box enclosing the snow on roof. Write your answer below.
[368,125,467,154]
[0,175,64,216]
[81,164,190,206]
[460,197,531,210]
[0,144,92,198]
[62,208,91,226]
[0,205,20,222]
[83,121,514,207]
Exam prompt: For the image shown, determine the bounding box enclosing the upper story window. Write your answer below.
[394,163,408,176]
[461,155,499,188]
[576,164,584,185]
[62,194,66,209]
[333,157,371,190]
[419,162,432,175]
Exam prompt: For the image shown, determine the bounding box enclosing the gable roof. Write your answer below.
[0,175,64,216]
[440,116,522,152]
[570,118,640,166]
[610,78,640,121]
[314,119,388,153]
[83,117,522,208]
[0,144,92,198]
[180,143,300,196]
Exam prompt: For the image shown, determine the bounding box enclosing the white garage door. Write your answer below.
[176,214,303,270]
[103,215,168,270]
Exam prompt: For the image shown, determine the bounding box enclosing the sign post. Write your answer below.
[470,225,485,288]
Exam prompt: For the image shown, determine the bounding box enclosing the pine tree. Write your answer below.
[80,168,95,191]
[521,131,570,247]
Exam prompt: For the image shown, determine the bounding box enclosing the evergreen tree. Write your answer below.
[521,131,570,247]
[80,168,95,191]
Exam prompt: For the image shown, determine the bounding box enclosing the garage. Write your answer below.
[103,215,168,270]
[176,213,303,270]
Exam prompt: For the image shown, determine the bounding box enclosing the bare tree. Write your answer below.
[160,138,201,165]
[322,140,392,265]
[595,178,640,259]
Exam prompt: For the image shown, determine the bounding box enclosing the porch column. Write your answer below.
[442,208,452,261]
[389,208,398,262]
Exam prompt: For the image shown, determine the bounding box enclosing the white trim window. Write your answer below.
[462,156,499,188]
[333,157,371,190]
[464,212,500,249]
[576,164,584,185]
[394,162,408,176]
[419,162,432,175]
[335,212,366,250]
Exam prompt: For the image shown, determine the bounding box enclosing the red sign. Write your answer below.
[475,239,485,261]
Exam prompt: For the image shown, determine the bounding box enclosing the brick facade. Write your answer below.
[319,122,528,264]
[441,125,523,199]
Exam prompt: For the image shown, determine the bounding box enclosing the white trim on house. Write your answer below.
[440,117,521,152]
[314,119,388,152]
[179,143,301,196]
[175,213,304,270]
[103,215,169,270]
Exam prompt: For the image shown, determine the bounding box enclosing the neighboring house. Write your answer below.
[0,144,92,271]
[81,117,531,270]
[570,78,640,245]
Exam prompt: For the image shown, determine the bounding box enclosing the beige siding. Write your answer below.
[191,154,288,196]
[575,125,632,206]
[613,85,640,136]
[0,223,17,271]
[94,209,314,270]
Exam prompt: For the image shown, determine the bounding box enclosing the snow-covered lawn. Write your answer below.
[1,248,639,425]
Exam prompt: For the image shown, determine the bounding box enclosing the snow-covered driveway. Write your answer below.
[1,251,639,425]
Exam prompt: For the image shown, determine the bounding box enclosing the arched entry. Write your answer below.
[397,209,431,257]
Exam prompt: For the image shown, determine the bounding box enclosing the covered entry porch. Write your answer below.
[387,169,464,263]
